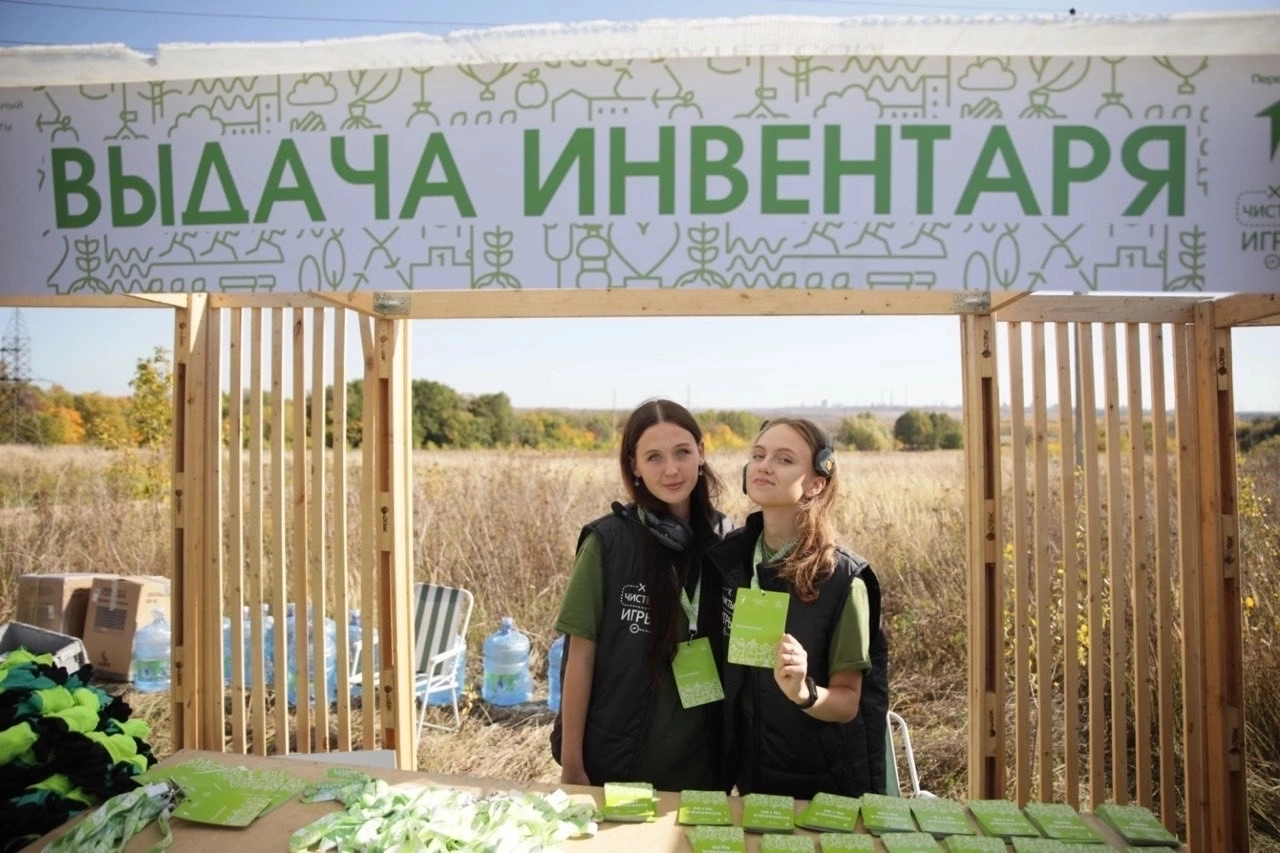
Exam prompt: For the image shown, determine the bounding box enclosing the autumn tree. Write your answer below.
[127,347,173,448]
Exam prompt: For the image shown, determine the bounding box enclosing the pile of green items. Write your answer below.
[0,647,156,851]
[290,767,599,851]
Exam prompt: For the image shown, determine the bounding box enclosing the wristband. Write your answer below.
[797,675,818,709]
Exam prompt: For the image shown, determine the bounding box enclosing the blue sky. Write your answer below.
[1,0,1278,412]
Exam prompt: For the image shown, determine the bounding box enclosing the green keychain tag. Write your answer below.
[672,636,724,708]
[727,587,789,668]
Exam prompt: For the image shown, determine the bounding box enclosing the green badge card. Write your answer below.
[686,825,748,853]
[728,587,789,668]
[678,789,734,826]
[602,781,658,823]
[760,835,818,852]
[819,834,877,852]
[741,792,797,833]
[796,792,861,833]
[673,637,724,708]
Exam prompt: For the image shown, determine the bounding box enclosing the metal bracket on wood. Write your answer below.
[952,291,992,314]
[372,292,410,316]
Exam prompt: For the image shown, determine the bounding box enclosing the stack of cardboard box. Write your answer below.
[14,572,171,682]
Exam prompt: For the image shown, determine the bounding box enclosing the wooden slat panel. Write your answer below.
[247,308,268,755]
[1055,323,1081,809]
[332,310,353,752]
[204,306,224,749]
[183,296,211,748]
[995,296,1200,324]
[270,308,290,750]
[1007,323,1031,807]
[227,308,247,754]
[1125,323,1153,807]
[170,303,192,747]
[1076,323,1106,807]
[309,308,330,752]
[1147,323,1176,827]
[1196,313,1247,850]
[1101,323,1128,800]
[961,314,1004,800]
[1030,322,1053,804]
[1173,322,1207,846]
[359,316,379,749]
[292,308,311,752]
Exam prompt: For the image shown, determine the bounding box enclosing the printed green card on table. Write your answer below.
[728,588,790,668]
[1092,803,1181,847]
[134,757,307,827]
[796,792,861,832]
[859,793,918,835]
[602,781,658,823]
[965,799,1042,840]
[942,835,1010,852]
[1011,838,1111,852]
[880,830,949,852]
[1021,802,1104,844]
[686,825,749,853]
[760,834,818,853]
[909,798,975,838]
[818,834,877,852]
[741,792,797,833]
[678,789,734,826]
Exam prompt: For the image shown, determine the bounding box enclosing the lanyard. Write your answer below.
[680,574,701,637]
[751,534,794,590]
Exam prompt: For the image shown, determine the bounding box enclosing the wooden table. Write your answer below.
[27,748,1160,851]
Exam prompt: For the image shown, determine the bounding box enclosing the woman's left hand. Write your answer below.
[773,633,810,703]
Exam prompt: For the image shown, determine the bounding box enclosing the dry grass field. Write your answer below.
[2,443,1277,848]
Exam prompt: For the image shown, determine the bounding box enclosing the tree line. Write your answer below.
[0,346,962,452]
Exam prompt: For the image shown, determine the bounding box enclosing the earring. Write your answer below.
[697,465,704,477]
[633,475,640,486]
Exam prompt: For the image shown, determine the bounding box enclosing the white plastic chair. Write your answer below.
[886,710,938,798]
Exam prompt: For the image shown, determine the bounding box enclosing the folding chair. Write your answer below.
[411,582,473,736]
[886,710,937,798]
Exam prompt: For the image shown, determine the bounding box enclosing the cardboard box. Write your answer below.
[82,575,171,681]
[16,572,115,637]
[0,621,91,674]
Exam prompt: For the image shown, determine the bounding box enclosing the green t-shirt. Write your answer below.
[555,531,718,791]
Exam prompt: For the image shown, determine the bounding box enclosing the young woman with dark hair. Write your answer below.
[551,398,731,791]
[707,417,889,799]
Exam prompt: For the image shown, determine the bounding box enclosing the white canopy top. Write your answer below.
[2,11,1278,87]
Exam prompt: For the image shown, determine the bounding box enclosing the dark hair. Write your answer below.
[752,417,841,603]
[619,399,725,676]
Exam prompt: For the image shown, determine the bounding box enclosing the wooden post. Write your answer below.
[371,317,416,771]
[961,312,1004,800]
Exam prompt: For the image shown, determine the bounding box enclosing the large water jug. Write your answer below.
[482,617,532,706]
[547,634,565,712]
[133,610,171,693]
[284,604,338,707]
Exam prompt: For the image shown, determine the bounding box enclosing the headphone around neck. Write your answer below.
[613,501,692,552]
[741,422,836,494]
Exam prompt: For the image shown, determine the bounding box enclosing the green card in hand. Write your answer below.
[728,587,789,668]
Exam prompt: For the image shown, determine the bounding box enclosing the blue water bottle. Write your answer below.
[133,610,171,693]
[547,634,565,712]
[482,617,532,706]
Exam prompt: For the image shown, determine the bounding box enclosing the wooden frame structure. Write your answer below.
[2,288,1276,851]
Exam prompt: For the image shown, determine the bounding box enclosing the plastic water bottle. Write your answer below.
[547,634,565,712]
[133,610,171,693]
[262,605,275,687]
[284,604,339,706]
[482,617,532,706]
[284,604,298,705]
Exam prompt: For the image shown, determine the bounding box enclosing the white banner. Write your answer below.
[1,53,1278,295]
